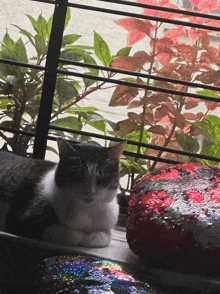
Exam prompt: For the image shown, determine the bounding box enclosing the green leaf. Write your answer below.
[83,54,99,87]
[12,25,35,46]
[0,97,10,109]
[2,33,14,48]
[196,89,219,98]
[26,14,37,32]
[86,114,107,132]
[94,31,111,66]
[27,14,48,41]
[115,47,131,58]
[60,47,86,61]
[62,34,81,47]
[47,14,53,38]
[200,144,220,166]
[176,133,199,153]
[34,34,47,56]
[194,120,220,144]
[124,130,150,153]
[64,7,71,30]
[67,106,99,117]
[120,158,147,177]
[206,114,220,125]
[56,78,78,104]
[50,116,82,130]
[14,38,28,63]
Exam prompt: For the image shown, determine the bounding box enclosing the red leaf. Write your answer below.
[196,112,205,121]
[198,0,218,12]
[155,105,170,121]
[189,0,200,7]
[114,18,153,46]
[205,101,220,112]
[153,38,174,65]
[188,29,200,42]
[183,113,196,120]
[184,100,199,110]
[111,51,152,72]
[200,33,210,49]
[109,85,139,106]
[163,26,186,41]
[127,31,148,47]
[148,125,167,135]
[156,52,173,65]
[111,56,140,71]
[128,100,141,109]
[155,37,174,48]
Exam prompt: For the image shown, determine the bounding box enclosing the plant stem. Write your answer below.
[137,22,159,154]
[149,40,200,171]
[50,81,106,120]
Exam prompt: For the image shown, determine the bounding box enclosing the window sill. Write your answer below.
[68,228,140,264]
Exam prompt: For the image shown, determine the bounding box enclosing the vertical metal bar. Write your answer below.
[33,0,68,159]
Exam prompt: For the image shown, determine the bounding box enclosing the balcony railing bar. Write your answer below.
[49,125,220,162]
[32,0,220,32]
[0,58,219,96]
[96,0,220,21]
[1,58,219,103]
[59,59,220,93]
[0,124,219,162]
[0,59,45,71]
[66,3,220,32]
[57,68,220,103]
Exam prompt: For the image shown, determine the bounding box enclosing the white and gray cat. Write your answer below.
[0,138,126,247]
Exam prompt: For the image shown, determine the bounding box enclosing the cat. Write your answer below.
[0,138,126,248]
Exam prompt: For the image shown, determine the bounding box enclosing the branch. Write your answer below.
[50,81,106,120]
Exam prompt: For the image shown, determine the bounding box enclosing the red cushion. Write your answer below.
[126,163,220,274]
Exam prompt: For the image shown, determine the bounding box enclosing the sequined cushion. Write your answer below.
[37,255,163,293]
[126,163,220,274]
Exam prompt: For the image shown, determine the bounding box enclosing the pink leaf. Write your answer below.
[115,18,153,46]
[163,26,186,41]
[111,56,141,72]
[188,29,200,42]
[189,0,200,7]
[198,0,218,12]
[127,31,147,46]
[111,51,152,71]
[156,52,173,65]
[136,0,158,4]
[136,0,159,17]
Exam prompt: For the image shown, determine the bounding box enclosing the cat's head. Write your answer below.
[54,138,126,204]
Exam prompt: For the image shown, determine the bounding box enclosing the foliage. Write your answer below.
[0,9,123,155]
[109,0,220,173]
[0,0,220,192]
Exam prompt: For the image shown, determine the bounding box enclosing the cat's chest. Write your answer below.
[67,199,119,231]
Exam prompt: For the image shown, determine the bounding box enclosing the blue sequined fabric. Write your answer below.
[38,255,161,293]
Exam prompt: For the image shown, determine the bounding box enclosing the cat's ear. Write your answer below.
[108,141,127,161]
[57,138,76,161]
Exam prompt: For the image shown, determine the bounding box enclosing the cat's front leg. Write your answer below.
[80,230,112,248]
[43,225,84,246]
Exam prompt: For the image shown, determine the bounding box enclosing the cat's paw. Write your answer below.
[80,231,111,248]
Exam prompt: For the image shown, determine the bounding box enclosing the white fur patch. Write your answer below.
[38,165,119,248]
[37,166,58,200]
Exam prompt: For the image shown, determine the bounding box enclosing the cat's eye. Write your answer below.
[97,175,111,185]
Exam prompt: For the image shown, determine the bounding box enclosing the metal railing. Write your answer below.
[0,0,220,166]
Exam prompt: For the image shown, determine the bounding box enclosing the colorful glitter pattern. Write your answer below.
[127,163,220,274]
[39,255,159,293]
